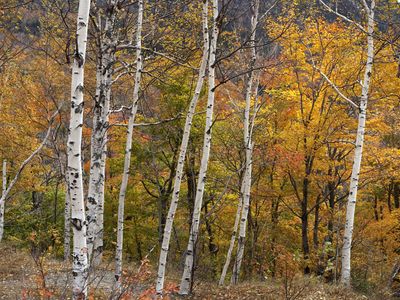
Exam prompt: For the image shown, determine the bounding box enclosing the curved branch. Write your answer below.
[0,106,62,206]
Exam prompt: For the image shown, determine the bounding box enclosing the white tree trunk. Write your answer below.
[115,0,144,288]
[0,160,6,241]
[67,0,91,297]
[86,5,115,265]
[231,145,253,283]
[64,179,71,261]
[86,62,104,265]
[231,0,259,284]
[57,146,71,261]
[218,178,244,286]
[340,1,375,286]
[178,0,219,295]
[155,0,209,295]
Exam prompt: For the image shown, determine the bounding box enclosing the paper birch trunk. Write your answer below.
[340,1,375,286]
[178,0,219,295]
[86,4,116,265]
[115,0,144,287]
[231,145,253,283]
[231,0,259,284]
[218,177,244,285]
[86,60,103,264]
[57,143,71,261]
[67,0,91,297]
[64,179,71,261]
[0,160,6,241]
[155,0,209,295]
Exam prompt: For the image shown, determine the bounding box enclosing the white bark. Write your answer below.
[55,141,70,261]
[86,61,103,265]
[64,179,71,261]
[231,145,253,283]
[115,0,144,288]
[218,178,244,286]
[178,0,219,295]
[67,0,91,297]
[0,160,6,241]
[155,0,209,295]
[231,0,259,284]
[87,4,116,266]
[340,0,375,286]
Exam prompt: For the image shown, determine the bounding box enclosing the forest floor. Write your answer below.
[0,243,387,299]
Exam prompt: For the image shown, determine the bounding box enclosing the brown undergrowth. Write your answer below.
[0,243,387,299]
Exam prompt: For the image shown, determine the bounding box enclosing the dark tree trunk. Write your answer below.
[394,182,400,209]
[270,196,280,278]
[204,201,218,277]
[313,195,321,250]
[388,182,393,213]
[185,151,196,234]
[302,176,310,275]
[317,178,336,281]
[158,194,168,245]
[374,194,379,221]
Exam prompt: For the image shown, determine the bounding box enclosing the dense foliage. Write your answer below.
[1,0,400,297]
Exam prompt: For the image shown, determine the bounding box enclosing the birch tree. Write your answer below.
[340,0,375,286]
[64,177,71,261]
[0,160,6,241]
[219,176,243,285]
[115,0,144,288]
[318,0,375,286]
[220,87,261,285]
[67,0,92,296]
[228,0,260,285]
[56,148,71,261]
[178,0,219,295]
[155,0,209,294]
[86,0,118,267]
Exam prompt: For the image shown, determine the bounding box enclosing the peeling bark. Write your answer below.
[67,0,92,297]
[86,2,117,266]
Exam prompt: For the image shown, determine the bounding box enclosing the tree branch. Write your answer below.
[0,106,62,206]
[315,67,359,109]
[318,0,366,33]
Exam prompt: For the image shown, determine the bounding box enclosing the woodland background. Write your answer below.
[1,0,400,298]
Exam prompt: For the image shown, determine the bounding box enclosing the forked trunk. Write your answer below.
[178,0,219,295]
[231,0,259,284]
[155,0,209,295]
[218,178,244,285]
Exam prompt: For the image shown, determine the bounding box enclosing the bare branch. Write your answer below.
[318,0,366,33]
[111,110,206,128]
[0,105,62,206]
[110,105,132,114]
[116,45,198,70]
[316,67,359,109]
